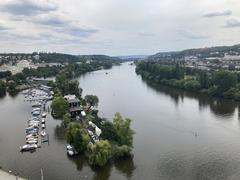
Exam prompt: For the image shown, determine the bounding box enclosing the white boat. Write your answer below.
[20,144,37,152]
[41,131,46,137]
[26,139,38,144]
[26,137,38,141]
[26,134,37,139]
[41,118,45,124]
[41,124,45,129]
[66,144,73,150]
[42,113,47,118]
[67,150,74,156]
[32,108,41,112]
[32,101,42,107]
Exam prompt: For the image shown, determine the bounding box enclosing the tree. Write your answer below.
[113,112,135,147]
[66,122,90,153]
[69,80,81,97]
[56,72,69,95]
[63,113,71,127]
[85,95,99,111]
[101,121,119,143]
[87,140,112,167]
[112,145,132,159]
[184,80,201,91]
[0,80,6,97]
[7,81,18,96]
[51,95,69,118]
[213,71,237,93]
[199,71,209,88]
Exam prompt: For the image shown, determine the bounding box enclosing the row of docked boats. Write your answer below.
[23,88,53,102]
[20,101,48,152]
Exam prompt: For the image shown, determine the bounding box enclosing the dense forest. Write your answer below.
[136,61,240,101]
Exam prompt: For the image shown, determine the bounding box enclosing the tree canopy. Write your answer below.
[51,95,69,118]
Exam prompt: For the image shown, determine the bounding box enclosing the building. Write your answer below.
[64,95,83,118]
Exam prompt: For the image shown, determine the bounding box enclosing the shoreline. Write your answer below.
[0,169,26,180]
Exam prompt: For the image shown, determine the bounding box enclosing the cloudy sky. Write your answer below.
[0,0,240,55]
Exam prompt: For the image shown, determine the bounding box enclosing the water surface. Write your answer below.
[1,62,240,179]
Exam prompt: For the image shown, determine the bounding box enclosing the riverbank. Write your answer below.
[0,169,25,180]
[136,61,240,102]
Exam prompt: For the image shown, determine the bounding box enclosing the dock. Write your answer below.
[20,88,50,152]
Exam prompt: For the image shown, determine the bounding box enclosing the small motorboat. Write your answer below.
[32,111,40,116]
[26,137,38,141]
[32,101,42,107]
[67,150,74,156]
[41,118,45,124]
[66,144,75,156]
[42,113,47,118]
[26,139,38,144]
[41,124,45,129]
[20,144,37,152]
[41,131,46,137]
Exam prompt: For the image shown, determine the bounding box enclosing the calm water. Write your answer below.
[1,63,240,179]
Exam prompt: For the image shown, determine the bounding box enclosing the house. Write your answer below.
[64,95,83,118]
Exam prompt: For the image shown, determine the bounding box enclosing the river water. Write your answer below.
[1,62,240,180]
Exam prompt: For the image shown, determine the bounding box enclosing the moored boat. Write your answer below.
[20,144,37,152]
[41,131,46,137]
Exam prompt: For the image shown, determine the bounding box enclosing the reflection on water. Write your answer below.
[144,79,238,119]
[54,123,136,180]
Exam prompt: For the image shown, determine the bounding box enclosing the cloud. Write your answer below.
[138,31,155,37]
[31,14,98,38]
[32,14,67,26]
[203,9,232,18]
[0,0,58,16]
[0,24,11,31]
[177,29,208,39]
[224,18,240,28]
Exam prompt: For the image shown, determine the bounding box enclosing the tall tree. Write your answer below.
[113,112,135,147]
[87,140,112,167]
[51,95,69,118]
[85,95,99,111]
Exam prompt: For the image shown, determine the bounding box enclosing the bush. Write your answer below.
[184,80,201,91]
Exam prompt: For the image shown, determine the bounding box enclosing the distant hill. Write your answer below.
[38,53,121,63]
[148,44,240,61]
[0,52,122,64]
[116,55,148,61]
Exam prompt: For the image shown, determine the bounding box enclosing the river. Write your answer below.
[1,62,240,179]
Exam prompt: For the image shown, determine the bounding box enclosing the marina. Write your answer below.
[20,88,50,152]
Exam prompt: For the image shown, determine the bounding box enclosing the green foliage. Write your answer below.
[113,112,135,147]
[101,121,119,143]
[184,80,201,91]
[63,113,71,127]
[66,122,90,153]
[7,81,18,96]
[136,61,240,101]
[87,140,112,167]
[51,95,69,118]
[212,71,237,93]
[0,80,6,96]
[199,71,209,88]
[85,95,99,110]
[112,145,132,159]
[0,71,11,79]
[69,80,81,97]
